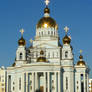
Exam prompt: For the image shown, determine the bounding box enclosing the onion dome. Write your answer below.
[36,7,58,30]
[18,36,26,46]
[63,35,71,44]
[37,50,47,62]
[77,55,86,66]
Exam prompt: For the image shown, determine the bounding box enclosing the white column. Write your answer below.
[58,72,61,92]
[44,72,46,92]
[26,73,28,92]
[22,73,24,92]
[48,72,50,92]
[87,74,89,92]
[32,72,35,92]
[55,72,57,92]
[84,73,86,92]
[35,72,38,91]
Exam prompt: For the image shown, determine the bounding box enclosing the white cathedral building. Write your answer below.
[6,0,90,92]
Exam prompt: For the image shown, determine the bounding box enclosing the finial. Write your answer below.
[20,29,24,36]
[45,0,50,6]
[64,26,69,35]
[30,39,33,44]
[80,50,83,54]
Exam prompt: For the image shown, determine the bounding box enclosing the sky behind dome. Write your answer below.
[0,0,92,77]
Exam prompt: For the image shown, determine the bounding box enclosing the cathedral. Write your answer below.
[6,0,90,92]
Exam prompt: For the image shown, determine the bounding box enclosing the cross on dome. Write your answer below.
[45,0,50,6]
[64,26,69,34]
[30,39,33,44]
[80,50,83,54]
[20,29,24,36]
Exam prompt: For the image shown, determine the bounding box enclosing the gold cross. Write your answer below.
[80,50,83,54]
[30,39,33,44]
[64,26,69,34]
[45,0,50,6]
[20,29,24,36]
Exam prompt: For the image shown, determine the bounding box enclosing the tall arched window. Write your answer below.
[42,32,43,36]
[39,32,40,36]
[19,78,21,90]
[48,31,50,35]
[65,51,68,58]
[66,77,68,90]
[81,74,84,92]
[19,53,22,60]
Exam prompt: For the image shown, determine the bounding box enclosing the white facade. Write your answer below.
[6,2,90,92]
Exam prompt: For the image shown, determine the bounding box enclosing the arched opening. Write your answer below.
[65,51,68,58]
[19,53,22,60]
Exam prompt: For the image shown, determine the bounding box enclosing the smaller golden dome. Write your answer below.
[37,57,47,62]
[77,61,86,66]
[77,55,86,66]
[37,50,47,62]
[63,35,71,44]
[18,36,26,46]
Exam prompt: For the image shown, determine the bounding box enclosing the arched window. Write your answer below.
[53,52,54,58]
[51,31,53,35]
[54,31,55,35]
[19,78,21,90]
[42,32,43,36]
[39,32,40,36]
[65,51,68,58]
[48,31,50,35]
[19,53,22,60]
[48,52,50,58]
[66,77,68,90]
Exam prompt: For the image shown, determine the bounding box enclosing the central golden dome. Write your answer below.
[37,7,58,29]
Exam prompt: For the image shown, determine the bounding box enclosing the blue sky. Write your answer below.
[0,0,92,77]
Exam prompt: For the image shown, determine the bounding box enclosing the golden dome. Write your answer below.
[37,7,58,29]
[77,61,86,66]
[18,36,26,46]
[63,35,71,44]
[37,50,47,62]
[37,57,47,62]
[77,55,86,66]
[37,17,58,29]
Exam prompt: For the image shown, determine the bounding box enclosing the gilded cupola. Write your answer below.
[63,26,71,44]
[18,29,26,46]
[77,50,86,66]
[36,0,58,30]
[37,50,47,62]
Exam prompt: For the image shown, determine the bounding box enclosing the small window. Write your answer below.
[42,32,43,36]
[51,31,53,35]
[48,31,50,35]
[20,53,22,60]
[39,32,40,36]
[66,77,68,90]
[81,74,83,80]
[19,78,21,90]
[65,51,68,58]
